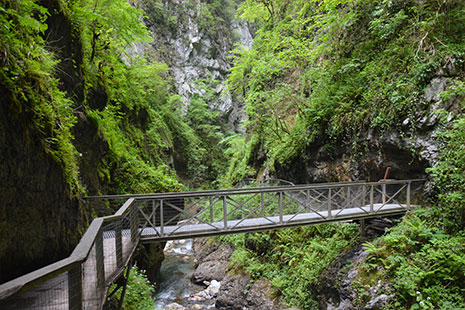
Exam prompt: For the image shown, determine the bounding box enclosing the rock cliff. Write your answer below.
[140,0,253,130]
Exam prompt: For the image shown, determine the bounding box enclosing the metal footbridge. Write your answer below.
[0,179,423,310]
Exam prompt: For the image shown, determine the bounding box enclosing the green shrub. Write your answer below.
[220,223,360,309]
[110,266,155,310]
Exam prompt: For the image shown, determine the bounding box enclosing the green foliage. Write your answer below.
[220,223,360,309]
[0,0,82,194]
[226,0,465,173]
[184,79,227,185]
[110,266,155,310]
[359,210,465,309]
[427,116,465,232]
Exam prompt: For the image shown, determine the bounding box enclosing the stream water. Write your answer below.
[154,240,215,310]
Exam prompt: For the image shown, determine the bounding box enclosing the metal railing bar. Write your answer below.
[161,200,196,226]
[86,180,424,200]
[225,193,259,214]
[261,192,279,209]
[84,181,362,200]
[333,190,364,217]
[159,202,222,236]
[374,184,407,212]
[282,192,327,220]
[138,207,157,230]
[308,188,327,204]
[224,198,257,220]
[229,198,276,230]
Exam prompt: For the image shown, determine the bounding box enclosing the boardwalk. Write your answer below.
[0,179,423,310]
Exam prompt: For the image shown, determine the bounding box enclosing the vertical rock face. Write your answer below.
[271,69,460,185]
[0,91,85,283]
[141,0,253,130]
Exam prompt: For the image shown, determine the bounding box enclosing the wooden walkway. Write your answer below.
[0,179,423,310]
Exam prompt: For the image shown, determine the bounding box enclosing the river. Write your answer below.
[154,239,217,310]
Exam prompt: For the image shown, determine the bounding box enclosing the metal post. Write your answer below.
[328,188,332,218]
[382,183,386,204]
[68,265,82,310]
[279,192,283,224]
[306,190,310,211]
[209,197,214,222]
[115,220,123,268]
[370,185,374,213]
[117,262,133,310]
[223,196,227,229]
[95,229,105,288]
[130,205,138,243]
[160,200,164,236]
[152,200,157,228]
[261,193,265,217]
[362,185,366,206]
[407,182,411,208]
[347,187,351,208]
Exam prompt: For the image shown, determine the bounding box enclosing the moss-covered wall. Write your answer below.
[0,0,180,283]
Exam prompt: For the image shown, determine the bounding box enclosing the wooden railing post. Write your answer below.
[95,230,105,288]
[115,219,123,268]
[279,192,283,224]
[68,265,82,310]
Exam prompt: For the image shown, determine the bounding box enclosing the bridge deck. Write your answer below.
[140,203,406,242]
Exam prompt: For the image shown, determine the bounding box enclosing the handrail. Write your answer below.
[86,179,425,200]
[0,198,137,301]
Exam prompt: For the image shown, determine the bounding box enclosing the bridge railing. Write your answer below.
[0,198,141,310]
[137,179,424,241]
[0,179,424,309]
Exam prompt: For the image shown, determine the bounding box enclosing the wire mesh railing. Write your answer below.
[0,179,424,309]
[0,199,140,310]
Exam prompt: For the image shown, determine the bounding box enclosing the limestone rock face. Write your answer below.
[139,0,254,130]
[191,238,284,310]
[191,239,233,284]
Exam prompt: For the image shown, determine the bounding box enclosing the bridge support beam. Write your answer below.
[360,219,366,238]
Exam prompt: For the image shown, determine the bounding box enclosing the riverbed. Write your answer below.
[154,239,216,310]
